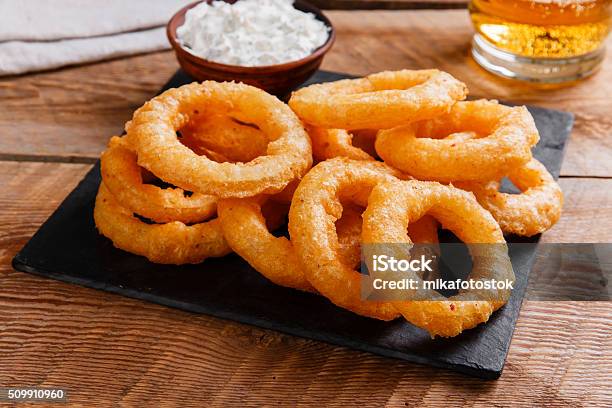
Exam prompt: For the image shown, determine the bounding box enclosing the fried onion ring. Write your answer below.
[308,127,375,161]
[94,183,230,264]
[218,197,312,291]
[375,100,539,182]
[100,137,217,224]
[289,70,467,130]
[457,158,563,236]
[362,180,514,337]
[125,81,312,198]
[218,198,365,292]
[288,158,403,320]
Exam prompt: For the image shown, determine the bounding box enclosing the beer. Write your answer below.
[470,0,611,58]
[469,0,611,82]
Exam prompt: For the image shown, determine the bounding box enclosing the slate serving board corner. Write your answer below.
[12,70,573,380]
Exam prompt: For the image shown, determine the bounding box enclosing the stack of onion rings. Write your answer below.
[94,183,230,264]
[96,81,311,264]
[92,68,564,337]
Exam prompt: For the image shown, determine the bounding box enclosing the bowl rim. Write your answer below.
[166,0,336,73]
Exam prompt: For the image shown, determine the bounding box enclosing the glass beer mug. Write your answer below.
[469,0,612,83]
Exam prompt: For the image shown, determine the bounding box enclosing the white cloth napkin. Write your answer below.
[0,0,191,76]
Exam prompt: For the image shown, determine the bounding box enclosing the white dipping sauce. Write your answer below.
[176,0,330,67]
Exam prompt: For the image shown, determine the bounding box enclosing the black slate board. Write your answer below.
[12,70,573,379]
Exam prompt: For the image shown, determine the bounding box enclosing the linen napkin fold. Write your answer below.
[0,0,191,76]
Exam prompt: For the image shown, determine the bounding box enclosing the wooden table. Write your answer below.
[1,9,611,407]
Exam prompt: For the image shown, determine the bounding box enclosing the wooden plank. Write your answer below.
[0,162,92,265]
[0,52,178,164]
[0,162,610,405]
[0,272,608,406]
[311,0,467,9]
[0,267,609,406]
[543,178,612,244]
[0,10,611,177]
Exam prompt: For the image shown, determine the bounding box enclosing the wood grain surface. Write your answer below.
[0,8,611,407]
